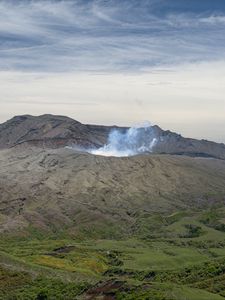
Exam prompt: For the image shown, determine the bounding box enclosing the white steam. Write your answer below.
[88,122,158,157]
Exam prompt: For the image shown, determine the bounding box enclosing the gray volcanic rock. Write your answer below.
[153,129,225,160]
[0,146,225,235]
[0,114,124,149]
[0,114,225,160]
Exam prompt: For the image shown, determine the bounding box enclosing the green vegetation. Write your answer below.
[1,207,225,299]
[0,266,89,300]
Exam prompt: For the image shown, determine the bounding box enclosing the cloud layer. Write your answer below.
[1,60,225,142]
[0,0,225,72]
[0,0,225,143]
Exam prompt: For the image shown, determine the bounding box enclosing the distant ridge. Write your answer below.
[0,114,225,159]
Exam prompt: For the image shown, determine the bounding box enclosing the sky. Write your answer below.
[0,0,225,142]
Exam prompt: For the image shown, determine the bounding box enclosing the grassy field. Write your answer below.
[1,207,225,299]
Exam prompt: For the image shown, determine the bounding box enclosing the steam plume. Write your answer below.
[88,122,158,157]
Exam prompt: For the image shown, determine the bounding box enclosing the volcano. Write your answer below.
[0,114,225,235]
[0,114,225,159]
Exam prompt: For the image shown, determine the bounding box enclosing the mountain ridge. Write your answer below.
[0,114,225,160]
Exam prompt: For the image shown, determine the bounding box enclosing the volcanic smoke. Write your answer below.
[88,122,158,157]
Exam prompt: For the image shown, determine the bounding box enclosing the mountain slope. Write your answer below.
[0,114,225,160]
[1,146,225,235]
[0,114,111,149]
[1,116,225,300]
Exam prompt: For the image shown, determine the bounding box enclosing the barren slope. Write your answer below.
[0,114,125,149]
[0,146,225,236]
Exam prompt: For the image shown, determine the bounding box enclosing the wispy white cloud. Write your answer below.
[200,15,225,25]
[0,0,225,72]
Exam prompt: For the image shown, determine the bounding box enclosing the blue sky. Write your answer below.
[0,0,225,142]
[1,0,225,72]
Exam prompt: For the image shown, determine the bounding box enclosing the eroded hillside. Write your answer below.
[0,146,225,236]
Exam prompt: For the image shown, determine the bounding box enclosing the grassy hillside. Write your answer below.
[2,207,225,299]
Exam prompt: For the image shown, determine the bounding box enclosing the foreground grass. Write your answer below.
[116,282,225,300]
[1,208,225,299]
[0,265,90,300]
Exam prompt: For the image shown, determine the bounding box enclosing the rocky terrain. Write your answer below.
[1,114,225,236]
[1,114,225,159]
[0,114,124,149]
[1,145,225,236]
